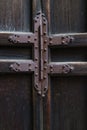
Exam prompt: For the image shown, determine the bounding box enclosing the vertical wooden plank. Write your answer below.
[42,0,51,32]
[42,0,86,34]
[32,0,42,17]
[43,81,51,130]
[0,0,31,31]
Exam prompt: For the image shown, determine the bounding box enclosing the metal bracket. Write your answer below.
[61,36,74,45]
[8,33,35,44]
[48,64,74,74]
[8,11,75,97]
[9,62,35,72]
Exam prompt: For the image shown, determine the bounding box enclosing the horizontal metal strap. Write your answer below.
[8,33,35,44]
[48,62,87,75]
[0,60,35,73]
[48,33,87,46]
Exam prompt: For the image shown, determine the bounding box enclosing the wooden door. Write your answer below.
[42,0,87,130]
[0,0,87,130]
[0,1,42,130]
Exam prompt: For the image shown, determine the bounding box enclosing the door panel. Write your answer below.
[42,0,87,33]
[0,0,32,31]
[44,76,87,130]
[50,47,87,62]
[0,74,33,130]
[42,1,87,130]
[0,46,32,59]
[0,1,41,130]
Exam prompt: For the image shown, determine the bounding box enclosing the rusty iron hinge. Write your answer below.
[8,11,75,97]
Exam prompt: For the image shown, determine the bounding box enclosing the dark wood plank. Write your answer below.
[0,46,32,59]
[50,46,87,62]
[32,0,42,17]
[0,0,32,32]
[46,76,87,130]
[42,0,87,34]
[0,73,33,130]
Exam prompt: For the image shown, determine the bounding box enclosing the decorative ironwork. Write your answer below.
[8,11,75,97]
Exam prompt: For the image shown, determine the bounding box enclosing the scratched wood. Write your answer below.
[42,0,87,34]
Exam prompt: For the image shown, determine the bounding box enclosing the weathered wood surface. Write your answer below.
[42,0,86,34]
[0,0,32,32]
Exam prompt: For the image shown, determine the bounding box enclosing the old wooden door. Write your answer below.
[42,0,87,130]
[0,1,43,130]
[0,0,87,130]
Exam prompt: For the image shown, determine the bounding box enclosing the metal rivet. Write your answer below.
[44,32,47,35]
[43,22,46,25]
[35,73,38,76]
[28,40,31,43]
[35,84,38,88]
[50,69,53,72]
[37,16,39,19]
[35,58,38,61]
[44,67,47,70]
[38,91,41,95]
[44,76,46,79]
[35,65,38,68]
[50,65,53,68]
[49,37,53,40]
[29,64,31,66]
[35,46,38,49]
[49,41,53,44]
[34,37,37,41]
[29,68,32,71]
[44,40,47,43]
[28,36,30,38]
[17,40,20,43]
[44,60,47,63]
[34,19,37,23]
[44,48,47,51]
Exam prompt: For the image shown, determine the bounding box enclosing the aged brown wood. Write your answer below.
[42,1,87,130]
[0,0,32,32]
[42,0,87,34]
[0,0,87,130]
[0,1,41,130]
[0,74,33,130]
[49,76,86,130]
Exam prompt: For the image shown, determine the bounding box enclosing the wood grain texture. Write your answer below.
[32,0,41,16]
[50,47,87,62]
[49,76,87,130]
[42,0,87,34]
[0,74,33,130]
[0,0,31,32]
